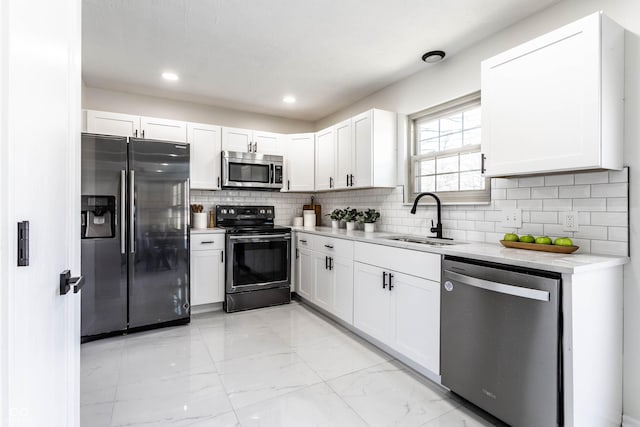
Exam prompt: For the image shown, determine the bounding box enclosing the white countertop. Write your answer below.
[292,226,628,274]
[190,227,226,234]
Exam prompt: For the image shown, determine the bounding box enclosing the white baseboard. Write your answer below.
[624,414,640,427]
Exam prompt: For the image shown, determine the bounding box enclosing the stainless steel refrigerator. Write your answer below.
[81,133,190,340]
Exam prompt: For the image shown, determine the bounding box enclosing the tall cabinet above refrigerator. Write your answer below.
[81,134,190,340]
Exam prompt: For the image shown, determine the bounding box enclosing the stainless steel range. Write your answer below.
[216,205,291,312]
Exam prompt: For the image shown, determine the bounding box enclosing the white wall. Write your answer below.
[313,0,640,422]
[83,86,314,134]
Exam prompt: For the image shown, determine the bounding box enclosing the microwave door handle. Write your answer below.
[270,164,274,183]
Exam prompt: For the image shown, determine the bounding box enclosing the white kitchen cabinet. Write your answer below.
[222,127,284,155]
[481,12,623,177]
[190,233,225,306]
[315,126,335,191]
[331,256,354,323]
[313,251,333,312]
[83,110,140,138]
[283,133,315,192]
[296,235,314,300]
[187,122,222,190]
[353,262,394,344]
[140,116,187,142]
[334,119,352,189]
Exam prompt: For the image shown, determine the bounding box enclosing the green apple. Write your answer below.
[535,236,552,245]
[554,237,573,246]
[519,234,535,243]
[503,233,519,242]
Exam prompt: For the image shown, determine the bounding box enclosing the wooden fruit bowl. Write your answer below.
[500,240,579,254]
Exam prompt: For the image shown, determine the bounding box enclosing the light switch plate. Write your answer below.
[500,208,522,228]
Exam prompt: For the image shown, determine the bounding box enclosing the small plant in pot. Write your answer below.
[342,207,360,231]
[358,208,380,233]
[326,208,345,229]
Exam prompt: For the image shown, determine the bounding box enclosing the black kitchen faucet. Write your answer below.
[410,192,445,239]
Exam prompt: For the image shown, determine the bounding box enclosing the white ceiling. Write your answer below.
[82,0,558,121]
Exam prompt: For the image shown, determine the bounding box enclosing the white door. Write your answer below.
[352,110,373,188]
[187,123,222,190]
[1,0,82,425]
[253,130,283,155]
[284,133,315,192]
[190,249,224,305]
[353,262,394,345]
[315,127,335,191]
[84,110,140,138]
[334,119,353,189]
[140,116,187,142]
[297,248,314,300]
[313,252,332,311]
[331,256,354,324]
[222,127,253,152]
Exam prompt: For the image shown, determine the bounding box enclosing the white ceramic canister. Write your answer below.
[303,210,316,227]
[293,216,304,226]
[192,212,207,229]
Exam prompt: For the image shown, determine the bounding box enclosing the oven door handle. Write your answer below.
[229,234,291,241]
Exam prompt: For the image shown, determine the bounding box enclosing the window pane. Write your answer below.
[439,113,462,135]
[460,152,481,172]
[419,137,439,154]
[440,131,462,151]
[462,128,481,146]
[418,175,435,192]
[463,107,481,130]
[460,171,485,190]
[437,173,459,191]
[436,155,458,174]
[418,159,435,175]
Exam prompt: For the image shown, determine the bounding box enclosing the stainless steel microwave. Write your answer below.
[222,151,284,190]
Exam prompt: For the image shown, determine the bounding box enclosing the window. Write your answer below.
[407,92,490,204]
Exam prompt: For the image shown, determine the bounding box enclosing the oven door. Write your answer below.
[226,233,291,293]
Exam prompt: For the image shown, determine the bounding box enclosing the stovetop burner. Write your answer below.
[215,205,289,234]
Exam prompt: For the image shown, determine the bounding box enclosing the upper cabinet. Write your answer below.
[481,12,624,177]
[283,133,315,192]
[315,109,397,191]
[221,127,284,155]
[83,110,187,142]
[188,122,222,190]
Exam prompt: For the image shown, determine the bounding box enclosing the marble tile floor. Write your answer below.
[81,301,503,427]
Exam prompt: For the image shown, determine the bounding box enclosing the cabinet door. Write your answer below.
[315,127,335,191]
[85,110,140,138]
[352,110,373,188]
[222,127,252,152]
[297,248,314,301]
[334,119,352,189]
[393,272,440,374]
[254,130,283,155]
[481,13,614,176]
[353,262,393,345]
[191,249,224,305]
[187,123,221,190]
[140,116,187,142]
[331,256,354,324]
[284,133,315,192]
[313,252,332,312]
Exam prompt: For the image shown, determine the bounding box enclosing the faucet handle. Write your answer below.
[430,219,437,233]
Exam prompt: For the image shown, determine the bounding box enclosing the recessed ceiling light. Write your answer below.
[421,50,446,64]
[162,72,179,81]
[283,95,296,104]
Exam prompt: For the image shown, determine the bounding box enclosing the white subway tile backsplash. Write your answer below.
[543,224,568,236]
[609,169,628,183]
[517,199,543,210]
[578,212,591,226]
[518,176,545,187]
[531,187,559,199]
[590,240,628,257]
[519,223,544,235]
[591,183,628,198]
[572,198,606,212]
[591,212,628,227]
[559,185,590,199]
[466,230,486,242]
[542,199,572,211]
[530,211,558,224]
[574,171,609,184]
[545,174,574,186]
[493,178,518,189]
[474,221,495,232]
[494,200,517,209]
[507,188,531,199]
[571,239,591,254]
[491,189,506,200]
[465,211,485,221]
[574,225,608,240]
[607,198,628,212]
[609,227,628,242]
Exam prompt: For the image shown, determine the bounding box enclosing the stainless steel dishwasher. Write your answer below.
[441,256,562,427]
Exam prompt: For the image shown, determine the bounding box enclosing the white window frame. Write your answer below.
[405,91,490,205]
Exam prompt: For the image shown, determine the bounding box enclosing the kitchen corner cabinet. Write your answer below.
[188,122,222,190]
[83,110,187,142]
[481,12,624,177]
[283,133,315,192]
[314,108,397,191]
[221,127,284,155]
[190,233,225,306]
[353,242,441,374]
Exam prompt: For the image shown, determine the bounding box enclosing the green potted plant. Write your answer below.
[342,207,360,231]
[358,208,380,232]
[326,208,345,229]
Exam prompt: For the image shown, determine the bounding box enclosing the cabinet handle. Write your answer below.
[217,176,220,188]
[388,273,394,291]
[200,241,214,244]
[296,248,299,259]
[329,257,333,270]
[481,153,486,174]
[350,174,354,186]
[248,142,252,152]
[221,251,224,263]
[382,271,387,289]
[325,255,329,270]
[288,180,290,190]
[134,129,138,138]
[324,244,333,249]
[253,142,257,152]
[142,129,145,138]
[299,239,307,244]
[329,177,333,188]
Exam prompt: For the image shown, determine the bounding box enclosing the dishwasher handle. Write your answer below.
[445,270,550,302]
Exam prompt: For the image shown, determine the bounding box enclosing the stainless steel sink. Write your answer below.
[384,236,465,246]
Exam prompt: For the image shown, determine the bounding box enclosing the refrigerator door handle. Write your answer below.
[121,170,126,254]
[185,178,190,228]
[130,170,135,253]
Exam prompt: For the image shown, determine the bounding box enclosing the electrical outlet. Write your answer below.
[500,208,522,228]
[562,211,579,232]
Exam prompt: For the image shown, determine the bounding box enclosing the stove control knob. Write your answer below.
[221,209,227,214]
[267,209,273,215]
[259,209,265,214]
[229,209,235,214]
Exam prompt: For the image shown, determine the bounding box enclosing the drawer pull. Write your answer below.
[299,239,307,244]
[324,244,334,249]
[200,241,214,244]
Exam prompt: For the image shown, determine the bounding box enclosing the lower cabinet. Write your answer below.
[190,233,225,306]
[354,261,440,374]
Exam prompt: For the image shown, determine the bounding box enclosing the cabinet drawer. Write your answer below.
[314,236,353,259]
[354,242,441,282]
[296,232,317,249]
[191,234,225,250]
